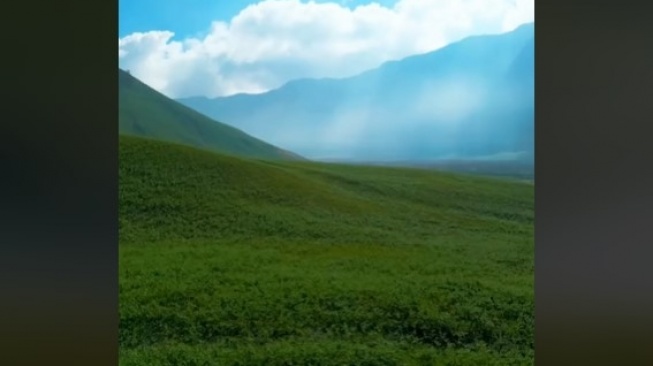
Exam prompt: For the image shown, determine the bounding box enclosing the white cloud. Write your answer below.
[119,0,534,98]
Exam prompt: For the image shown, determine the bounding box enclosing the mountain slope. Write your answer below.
[178,23,534,162]
[120,135,534,364]
[119,69,302,160]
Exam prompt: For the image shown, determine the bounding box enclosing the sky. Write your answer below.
[119,1,399,39]
[119,0,534,99]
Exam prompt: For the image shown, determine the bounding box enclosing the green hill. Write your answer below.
[119,136,534,365]
[119,69,302,160]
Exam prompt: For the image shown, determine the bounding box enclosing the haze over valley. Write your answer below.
[177,23,534,165]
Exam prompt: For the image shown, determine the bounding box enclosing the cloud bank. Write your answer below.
[119,0,534,98]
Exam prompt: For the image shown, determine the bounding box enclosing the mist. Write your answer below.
[177,23,534,164]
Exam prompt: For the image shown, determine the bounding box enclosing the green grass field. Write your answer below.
[119,135,534,365]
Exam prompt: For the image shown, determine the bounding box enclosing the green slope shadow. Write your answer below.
[119,69,303,161]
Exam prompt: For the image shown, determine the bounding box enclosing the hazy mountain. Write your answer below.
[119,69,302,160]
[178,23,534,162]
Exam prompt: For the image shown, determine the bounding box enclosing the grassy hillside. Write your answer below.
[119,136,534,365]
[119,69,301,160]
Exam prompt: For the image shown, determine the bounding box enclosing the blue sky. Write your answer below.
[119,0,397,39]
[119,0,534,98]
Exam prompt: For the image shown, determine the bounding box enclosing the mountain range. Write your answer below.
[177,22,534,163]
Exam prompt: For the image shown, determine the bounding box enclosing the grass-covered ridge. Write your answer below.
[119,135,534,365]
[119,69,302,160]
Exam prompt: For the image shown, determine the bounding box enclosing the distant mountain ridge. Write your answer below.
[177,23,534,164]
[119,69,302,160]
